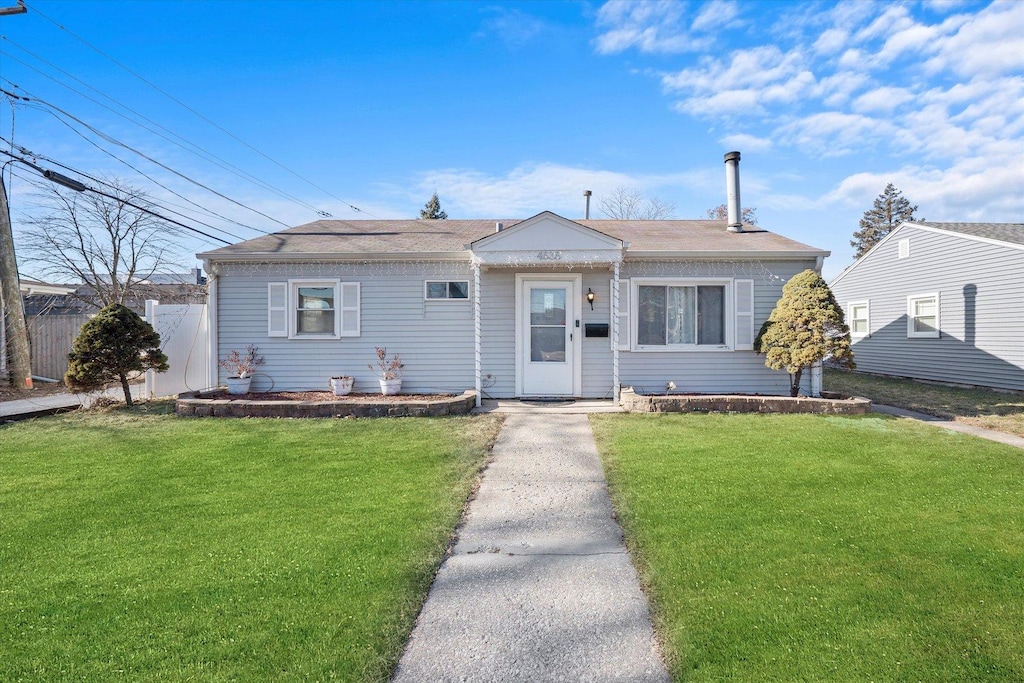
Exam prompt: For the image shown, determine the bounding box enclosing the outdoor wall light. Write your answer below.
[586,287,595,310]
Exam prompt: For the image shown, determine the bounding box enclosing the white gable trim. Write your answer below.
[470,212,625,266]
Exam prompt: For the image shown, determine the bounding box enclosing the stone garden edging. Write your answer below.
[619,388,871,415]
[176,389,477,418]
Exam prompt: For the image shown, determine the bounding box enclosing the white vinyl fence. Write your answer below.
[145,301,210,398]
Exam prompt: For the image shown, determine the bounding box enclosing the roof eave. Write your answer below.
[625,249,830,260]
[198,250,472,263]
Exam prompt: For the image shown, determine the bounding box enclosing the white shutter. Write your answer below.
[611,278,630,351]
[339,282,360,337]
[268,282,288,337]
[734,279,755,350]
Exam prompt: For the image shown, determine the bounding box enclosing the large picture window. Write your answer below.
[634,280,728,349]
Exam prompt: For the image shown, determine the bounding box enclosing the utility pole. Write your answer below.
[1,0,32,390]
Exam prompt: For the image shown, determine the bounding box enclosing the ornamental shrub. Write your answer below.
[65,303,168,406]
[754,269,854,397]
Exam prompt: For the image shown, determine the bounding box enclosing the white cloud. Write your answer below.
[594,0,710,54]
[719,133,773,152]
[414,163,703,217]
[691,0,741,32]
[778,112,897,156]
[475,7,548,48]
[813,28,848,55]
[852,86,915,113]
[925,0,1024,76]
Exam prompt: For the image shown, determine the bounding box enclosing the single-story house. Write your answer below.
[198,153,831,403]
[830,221,1024,392]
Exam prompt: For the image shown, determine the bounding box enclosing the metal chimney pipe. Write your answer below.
[583,190,592,219]
[495,222,504,233]
[724,151,743,233]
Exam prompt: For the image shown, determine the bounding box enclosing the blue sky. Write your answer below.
[1,0,1021,280]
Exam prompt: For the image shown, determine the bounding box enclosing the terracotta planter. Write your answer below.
[379,378,402,395]
[330,376,354,396]
[225,376,251,395]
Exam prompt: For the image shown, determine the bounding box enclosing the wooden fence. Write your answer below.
[26,314,92,381]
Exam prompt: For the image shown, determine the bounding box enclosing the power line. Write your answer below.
[5,143,252,243]
[1,148,231,245]
[0,100,272,238]
[2,84,289,229]
[0,36,336,219]
[22,0,375,218]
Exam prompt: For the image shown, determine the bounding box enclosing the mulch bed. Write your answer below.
[227,391,458,402]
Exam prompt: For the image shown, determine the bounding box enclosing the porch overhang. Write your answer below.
[470,248,625,268]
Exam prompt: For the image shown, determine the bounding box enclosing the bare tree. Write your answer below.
[705,203,758,225]
[598,186,675,219]
[18,178,187,308]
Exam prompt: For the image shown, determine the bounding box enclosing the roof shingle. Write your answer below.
[199,218,826,258]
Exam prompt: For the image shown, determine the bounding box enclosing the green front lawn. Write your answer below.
[826,369,1024,438]
[592,413,1023,681]
[1,405,502,681]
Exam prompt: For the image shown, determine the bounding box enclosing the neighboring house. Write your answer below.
[830,222,1024,392]
[198,154,830,402]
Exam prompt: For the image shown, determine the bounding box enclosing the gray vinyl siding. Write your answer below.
[477,268,615,399]
[215,258,820,398]
[216,261,475,393]
[831,226,1024,392]
[617,260,814,395]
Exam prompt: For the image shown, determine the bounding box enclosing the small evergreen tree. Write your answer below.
[754,270,854,397]
[65,303,168,406]
[851,183,921,258]
[419,192,448,220]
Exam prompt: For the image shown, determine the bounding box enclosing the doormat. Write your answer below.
[520,398,577,405]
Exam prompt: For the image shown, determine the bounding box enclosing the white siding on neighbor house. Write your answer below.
[617,260,814,395]
[831,226,1024,391]
[216,261,475,393]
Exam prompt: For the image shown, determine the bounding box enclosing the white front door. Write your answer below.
[518,276,580,396]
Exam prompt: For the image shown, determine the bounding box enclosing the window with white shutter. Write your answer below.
[339,282,360,337]
[267,280,361,339]
[268,282,288,337]
[734,279,755,350]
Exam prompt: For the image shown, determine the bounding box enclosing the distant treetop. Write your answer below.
[420,192,448,220]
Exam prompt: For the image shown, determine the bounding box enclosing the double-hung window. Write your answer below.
[907,293,939,338]
[848,301,869,338]
[268,280,360,339]
[633,279,730,349]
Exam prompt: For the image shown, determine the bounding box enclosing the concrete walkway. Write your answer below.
[0,384,147,421]
[393,413,669,683]
[873,403,1024,449]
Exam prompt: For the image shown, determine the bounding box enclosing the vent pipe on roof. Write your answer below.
[724,151,743,233]
[583,190,592,220]
[495,222,504,233]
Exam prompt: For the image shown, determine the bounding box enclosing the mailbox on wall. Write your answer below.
[584,323,609,338]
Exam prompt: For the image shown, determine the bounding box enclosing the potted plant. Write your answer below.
[219,344,264,395]
[329,375,354,396]
[368,347,403,395]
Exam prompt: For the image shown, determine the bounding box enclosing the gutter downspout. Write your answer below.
[612,260,620,403]
[473,260,481,408]
[205,261,218,390]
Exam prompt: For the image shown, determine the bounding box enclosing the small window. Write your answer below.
[898,238,910,259]
[907,294,939,338]
[296,285,335,334]
[425,280,469,300]
[849,301,869,338]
